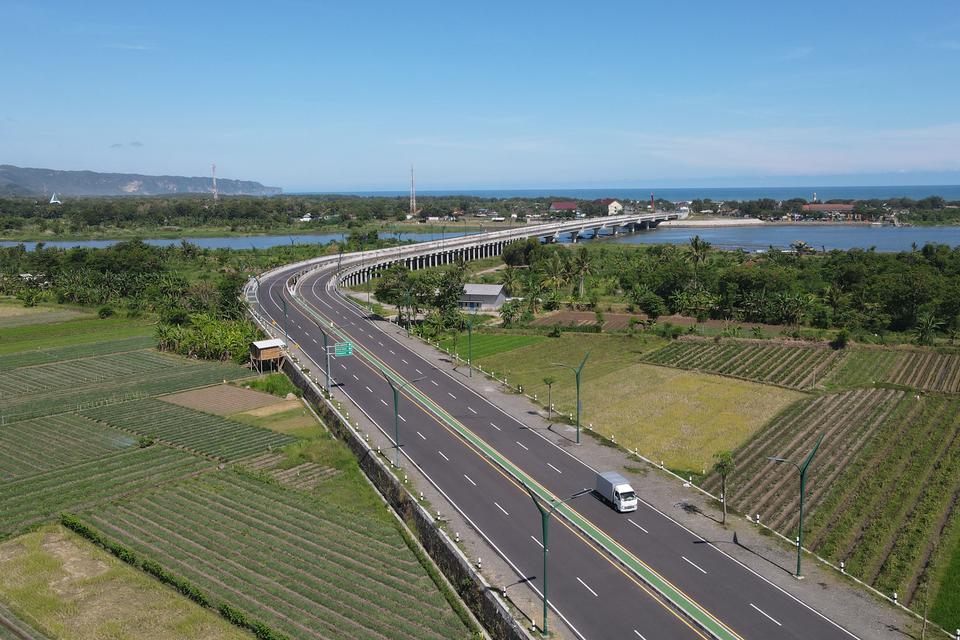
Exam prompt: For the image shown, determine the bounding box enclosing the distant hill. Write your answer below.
[0,165,281,197]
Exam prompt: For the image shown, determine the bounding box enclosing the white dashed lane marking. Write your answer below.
[438,450,449,461]
[490,422,501,431]
[577,577,598,597]
[495,502,509,516]
[750,603,781,626]
[530,535,543,548]
[515,441,529,451]
[463,474,476,486]
[416,431,426,440]
[547,462,562,474]
[627,519,648,534]
[682,556,707,575]
[468,406,477,414]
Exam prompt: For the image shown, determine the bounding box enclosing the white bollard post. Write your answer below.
[840,561,845,574]
[476,557,482,570]
[455,532,460,543]
[419,491,424,501]
[893,592,898,605]
[756,514,761,525]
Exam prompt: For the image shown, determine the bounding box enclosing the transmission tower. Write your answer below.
[211,163,219,202]
[409,164,417,217]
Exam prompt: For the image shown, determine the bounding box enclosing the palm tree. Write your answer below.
[571,246,593,298]
[540,253,569,292]
[500,267,523,297]
[713,451,734,525]
[688,235,711,284]
[542,376,556,419]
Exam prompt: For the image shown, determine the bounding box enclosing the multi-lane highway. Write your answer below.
[250,250,861,640]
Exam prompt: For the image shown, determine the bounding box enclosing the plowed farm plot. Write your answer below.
[643,339,843,390]
[78,471,473,640]
[704,389,960,624]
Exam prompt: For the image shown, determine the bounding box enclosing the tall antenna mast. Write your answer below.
[211,163,219,202]
[409,164,417,217]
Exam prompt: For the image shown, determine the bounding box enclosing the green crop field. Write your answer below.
[440,331,546,360]
[79,471,474,640]
[827,348,960,393]
[83,398,295,460]
[643,339,844,390]
[0,335,155,369]
[0,349,251,422]
[0,445,212,538]
[0,413,136,480]
[704,389,960,627]
[0,316,154,355]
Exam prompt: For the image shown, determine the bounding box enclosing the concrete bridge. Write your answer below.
[336,211,680,288]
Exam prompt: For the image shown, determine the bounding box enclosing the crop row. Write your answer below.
[885,351,960,393]
[826,349,900,388]
[82,398,295,461]
[0,359,251,422]
[82,472,471,640]
[643,339,841,389]
[0,445,210,537]
[0,413,135,480]
[0,336,156,370]
[0,601,48,640]
[0,350,200,398]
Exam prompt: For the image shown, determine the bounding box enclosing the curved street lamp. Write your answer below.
[767,432,824,579]
[551,352,589,444]
[381,372,424,468]
[525,486,592,637]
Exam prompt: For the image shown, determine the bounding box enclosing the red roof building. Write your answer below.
[550,201,578,211]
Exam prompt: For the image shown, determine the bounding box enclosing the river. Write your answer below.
[2,225,960,253]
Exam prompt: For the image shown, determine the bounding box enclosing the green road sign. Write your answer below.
[334,341,353,357]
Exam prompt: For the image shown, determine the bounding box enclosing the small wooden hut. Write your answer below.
[250,338,286,374]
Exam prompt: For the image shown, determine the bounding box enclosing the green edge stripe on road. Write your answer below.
[289,285,739,640]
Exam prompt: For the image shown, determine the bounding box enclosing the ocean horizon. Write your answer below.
[296,185,960,201]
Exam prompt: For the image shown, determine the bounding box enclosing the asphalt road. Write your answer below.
[254,260,860,640]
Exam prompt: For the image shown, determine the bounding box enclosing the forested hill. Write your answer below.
[0,165,281,197]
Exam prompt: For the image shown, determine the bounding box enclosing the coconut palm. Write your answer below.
[688,235,711,284]
[571,246,593,298]
[500,267,523,297]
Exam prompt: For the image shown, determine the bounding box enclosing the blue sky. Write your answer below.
[1,1,959,191]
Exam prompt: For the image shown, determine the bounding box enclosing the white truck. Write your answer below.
[595,471,638,513]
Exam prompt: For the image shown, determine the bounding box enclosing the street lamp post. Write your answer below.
[525,486,592,637]
[381,372,424,467]
[466,307,479,377]
[552,352,590,444]
[313,321,332,394]
[768,433,824,579]
[281,296,289,339]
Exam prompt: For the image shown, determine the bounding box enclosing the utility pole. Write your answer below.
[314,320,332,394]
[768,433,824,578]
[466,307,479,377]
[552,352,590,444]
[525,486,592,637]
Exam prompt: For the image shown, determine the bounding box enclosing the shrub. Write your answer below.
[98,306,114,318]
[248,373,302,398]
[830,329,850,350]
[548,324,562,337]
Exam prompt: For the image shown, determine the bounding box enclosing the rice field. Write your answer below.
[82,398,295,460]
[642,339,843,390]
[79,471,474,640]
[0,335,156,369]
[439,332,546,360]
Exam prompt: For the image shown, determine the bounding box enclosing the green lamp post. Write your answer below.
[525,486,592,637]
[551,352,590,444]
[381,371,424,467]
[768,432,824,579]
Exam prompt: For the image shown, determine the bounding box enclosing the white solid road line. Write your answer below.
[750,603,782,626]
[627,519,648,534]
[682,556,708,575]
[448,392,457,399]
[495,502,509,516]
[463,474,477,486]
[547,462,562,474]
[576,577,599,597]
[516,441,529,451]
[380,399,388,406]
[490,422,501,431]
[468,406,477,414]
[530,535,543,548]
[416,431,426,440]
[438,450,449,461]
[633,631,647,640]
